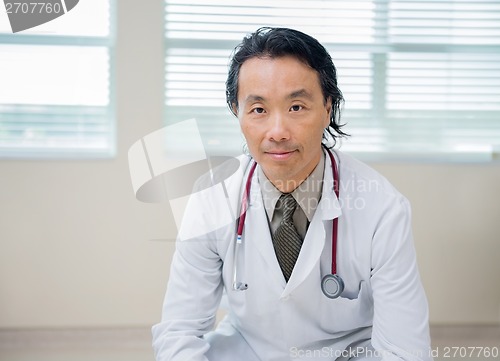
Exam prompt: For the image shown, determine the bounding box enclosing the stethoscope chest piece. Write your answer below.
[321,274,344,299]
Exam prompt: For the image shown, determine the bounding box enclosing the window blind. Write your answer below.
[0,0,115,158]
[164,0,500,162]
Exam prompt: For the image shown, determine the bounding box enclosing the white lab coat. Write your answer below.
[152,149,432,361]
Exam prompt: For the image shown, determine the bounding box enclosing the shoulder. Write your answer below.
[176,154,251,242]
[333,150,412,225]
[334,150,407,202]
[191,154,250,196]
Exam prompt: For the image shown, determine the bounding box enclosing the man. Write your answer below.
[152,27,432,361]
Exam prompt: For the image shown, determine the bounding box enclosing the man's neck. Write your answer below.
[265,151,323,193]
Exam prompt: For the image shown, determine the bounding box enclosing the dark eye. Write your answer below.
[253,107,265,114]
[290,105,302,112]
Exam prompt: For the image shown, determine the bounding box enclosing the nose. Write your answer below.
[266,112,290,142]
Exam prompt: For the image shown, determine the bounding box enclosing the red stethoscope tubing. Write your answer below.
[328,149,340,275]
[236,161,257,237]
[237,149,339,276]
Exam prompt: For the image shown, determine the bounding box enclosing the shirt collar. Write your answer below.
[257,150,325,222]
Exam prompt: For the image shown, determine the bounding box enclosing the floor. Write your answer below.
[0,325,498,361]
[0,328,155,361]
[430,325,500,361]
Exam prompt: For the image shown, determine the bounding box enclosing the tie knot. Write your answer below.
[279,193,297,223]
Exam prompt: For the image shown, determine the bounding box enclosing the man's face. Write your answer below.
[235,55,331,192]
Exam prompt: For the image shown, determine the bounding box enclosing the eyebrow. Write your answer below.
[287,89,314,100]
[244,89,313,103]
[245,95,266,103]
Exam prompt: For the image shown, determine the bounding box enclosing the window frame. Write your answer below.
[0,0,117,159]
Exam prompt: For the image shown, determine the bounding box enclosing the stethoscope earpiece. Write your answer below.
[321,273,344,299]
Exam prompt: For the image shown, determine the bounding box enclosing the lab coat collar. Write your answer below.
[317,148,343,221]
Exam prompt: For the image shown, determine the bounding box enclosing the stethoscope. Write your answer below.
[232,148,344,299]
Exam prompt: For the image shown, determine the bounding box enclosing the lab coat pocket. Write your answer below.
[227,280,280,319]
[319,280,373,333]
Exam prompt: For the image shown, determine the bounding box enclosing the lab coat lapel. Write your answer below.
[245,170,287,289]
[282,150,342,297]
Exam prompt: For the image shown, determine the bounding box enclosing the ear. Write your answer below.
[323,97,332,128]
[231,102,239,116]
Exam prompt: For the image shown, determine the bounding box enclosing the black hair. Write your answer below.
[226,27,348,147]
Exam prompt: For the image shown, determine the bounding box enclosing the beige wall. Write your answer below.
[1,0,499,329]
[373,163,500,324]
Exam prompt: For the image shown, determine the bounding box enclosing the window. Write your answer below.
[0,0,115,158]
[164,0,500,162]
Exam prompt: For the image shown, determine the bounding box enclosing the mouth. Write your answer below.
[265,150,297,161]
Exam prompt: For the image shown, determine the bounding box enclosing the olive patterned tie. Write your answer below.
[272,193,303,282]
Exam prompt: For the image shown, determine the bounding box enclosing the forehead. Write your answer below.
[237,56,323,100]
